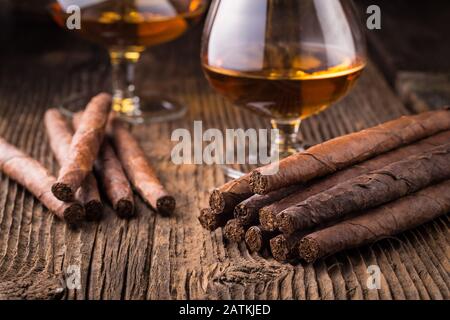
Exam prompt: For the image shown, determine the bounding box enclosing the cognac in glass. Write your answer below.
[202,0,366,158]
[51,0,207,123]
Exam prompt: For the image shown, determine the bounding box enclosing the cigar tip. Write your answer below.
[51,183,74,202]
[270,235,290,262]
[209,189,225,213]
[63,203,85,226]
[259,208,277,232]
[298,237,319,263]
[276,212,295,235]
[116,199,135,219]
[234,203,244,218]
[198,208,216,231]
[85,200,103,221]
[250,170,268,194]
[224,219,245,243]
[245,226,263,252]
[157,196,176,215]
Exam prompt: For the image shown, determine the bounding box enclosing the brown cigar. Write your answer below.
[44,108,103,220]
[52,93,111,202]
[112,119,175,215]
[73,112,134,218]
[277,143,450,235]
[0,138,84,225]
[259,130,450,231]
[198,207,233,231]
[245,226,279,253]
[251,108,450,194]
[209,176,253,216]
[299,179,450,263]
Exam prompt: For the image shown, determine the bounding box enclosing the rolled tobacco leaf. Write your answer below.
[234,184,302,226]
[52,93,111,202]
[198,207,232,231]
[277,143,450,235]
[96,142,135,218]
[209,175,253,216]
[0,137,84,225]
[44,108,103,220]
[245,225,279,253]
[299,179,450,263]
[223,218,247,243]
[259,130,450,231]
[250,108,450,194]
[112,119,175,215]
[269,232,306,262]
[73,112,134,218]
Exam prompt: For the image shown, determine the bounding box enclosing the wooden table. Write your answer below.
[0,16,448,300]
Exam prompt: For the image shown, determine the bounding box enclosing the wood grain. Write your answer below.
[0,22,448,300]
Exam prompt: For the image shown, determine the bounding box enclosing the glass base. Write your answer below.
[57,94,187,125]
[113,94,187,124]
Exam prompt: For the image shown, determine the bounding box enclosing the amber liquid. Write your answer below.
[203,45,365,120]
[50,0,205,53]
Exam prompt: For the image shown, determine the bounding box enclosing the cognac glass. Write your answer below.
[201,0,366,158]
[51,0,207,123]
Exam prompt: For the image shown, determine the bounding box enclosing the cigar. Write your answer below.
[112,119,175,215]
[73,112,134,218]
[259,130,450,231]
[277,143,450,235]
[44,108,103,220]
[250,108,450,194]
[298,179,450,263]
[198,207,233,231]
[96,142,135,218]
[76,174,103,221]
[234,184,302,226]
[52,93,111,202]
[0,138,84,225]
[223,219,247,243]
[245,226,279,253]
[270,232,306,262]
[209,176,253,216]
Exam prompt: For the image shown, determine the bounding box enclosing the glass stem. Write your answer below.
[109,50,141,116]
[271,118,304,157]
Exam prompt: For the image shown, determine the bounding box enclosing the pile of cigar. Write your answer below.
[0,93,175,226]
[199,108,450,263]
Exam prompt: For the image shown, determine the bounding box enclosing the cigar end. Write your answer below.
[270,235,290,262]
[63,203,85,226]
[157,196,176,215]
[245,226,263,252]
[85,200,103,221]
[277,212,296,235]
[250,170,268,194]
[298,237,319,263]
[209,189,225,213]
[198,208,217,231]
[52,183,74,202]
[259,207,277,232]
[116,199,135,219]
[223,219,245,243]
[234,204,253,226]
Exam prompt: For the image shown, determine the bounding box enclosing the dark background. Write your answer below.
[1,0,449,108]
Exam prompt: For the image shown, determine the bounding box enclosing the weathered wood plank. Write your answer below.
[0,18,448,300]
